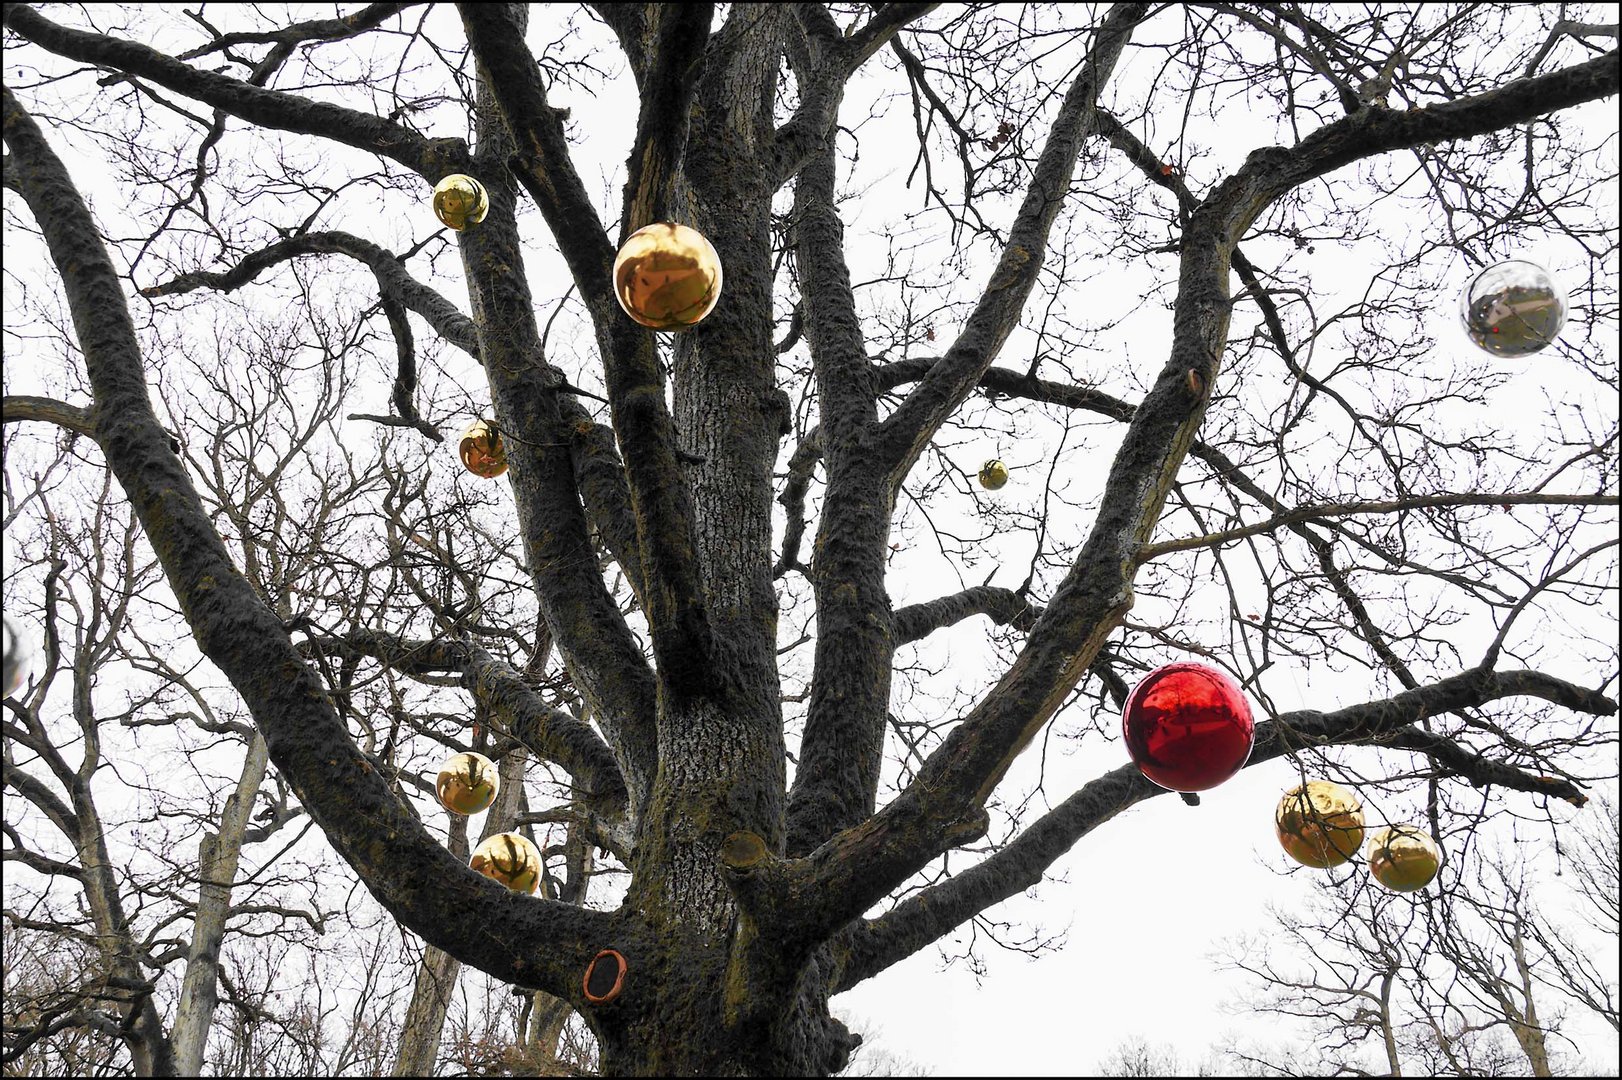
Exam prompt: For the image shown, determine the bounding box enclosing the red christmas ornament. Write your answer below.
[1122,662,1255,792]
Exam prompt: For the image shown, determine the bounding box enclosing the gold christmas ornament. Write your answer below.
[3,616,30,697]
[612,222,723,330]
[1275,781,1364,869]
[433,174,489,231]
[1459,259,1566,356]
[1366,824,1441,893]
[470,832,542,894]
[436,751,500,816]
[978,459,1009,490]
[458,419,508,479]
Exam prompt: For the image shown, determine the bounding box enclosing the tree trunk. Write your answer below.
[1379,970,1402,1077]
[1508,925,1552,1077]
[394,943,464,1077]
[170,730,271,1075]
[75,790,175,1075]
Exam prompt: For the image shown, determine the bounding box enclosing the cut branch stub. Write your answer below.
[583,948,627,1005]
[719,830,769,873]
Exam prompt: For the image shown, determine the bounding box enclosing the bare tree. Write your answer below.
[3,3,1618,1074]
[1221,801,1621,1077]
[1530,793,1620,1035]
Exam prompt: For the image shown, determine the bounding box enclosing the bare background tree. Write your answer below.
[3,2,1618,1075]
[1217,789,1619,1076]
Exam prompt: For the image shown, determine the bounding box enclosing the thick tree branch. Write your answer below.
[458,3,714,697]
[892,586,1040,645]
[3,5,456,177]
[619,4,712,233]
[1138,493,1620,560]
[770,2,940,187]
[3,85,609,1001]
[835,667,1616,989]
[302,631,630,823]
[1,759,81,840]
[770,43,1621,951]
[464,645,629,822]
[874,356,1136,421]
[142,230,482,359]
[785,121,892,852]
[2,842,84,879]
[873,2,1148,486]
[567,415,648,593]
[1199,47,1619,246]
[772,427,821,579]
[378,291,440,442]
[174,2,418,61]
[1,395,94,436]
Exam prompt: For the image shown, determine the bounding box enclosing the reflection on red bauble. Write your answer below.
[1122,662,1255,792]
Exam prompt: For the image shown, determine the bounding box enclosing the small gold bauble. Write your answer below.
[612,222,723,330]
[470,832,542,894]
[1366,824,1441,893]
[433,174,489,231]
[435,751,500,816]
[458,419,508,478]
[978,459,1009,490]
[1275,781,1364,868]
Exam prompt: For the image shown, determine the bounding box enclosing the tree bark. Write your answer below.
[1508,926,1553,1077]
[170,731,271,1075]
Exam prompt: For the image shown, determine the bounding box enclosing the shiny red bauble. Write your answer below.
[1122,662,1255,792]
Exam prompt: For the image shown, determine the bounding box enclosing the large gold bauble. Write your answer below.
[1275,781,1364,868]
[433,174,489,231]
[1459,259,1566,356]
[436,751,500,816]
[978,459,1009,490]
[470,832,542,894]
[458,419,508,479]
[612,222,722,330]
[1366,824,1441,893]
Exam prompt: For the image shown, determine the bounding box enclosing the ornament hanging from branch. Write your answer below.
[613,222,723,330]
[1366,824,1440,892]
[436,751,500,816]
[433,174,489,231]
[1459,259,1566,356]
[1275,781,1364,868]
[978,459,1009,490]
[470,832,542,894]
[458,419,508,478]
[1122,662,1255,792]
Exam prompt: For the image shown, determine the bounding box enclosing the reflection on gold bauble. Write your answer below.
[1459,259,1566,356]
[1275,781,1364,868]
[436,752,500,816]
[612,222,722,330]
[433,174,489,231]
[978,459,1009,490]
[3,616,30,698]
[1367,824,1441,893]
[458,419,508,478]
[470,832,541,894]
